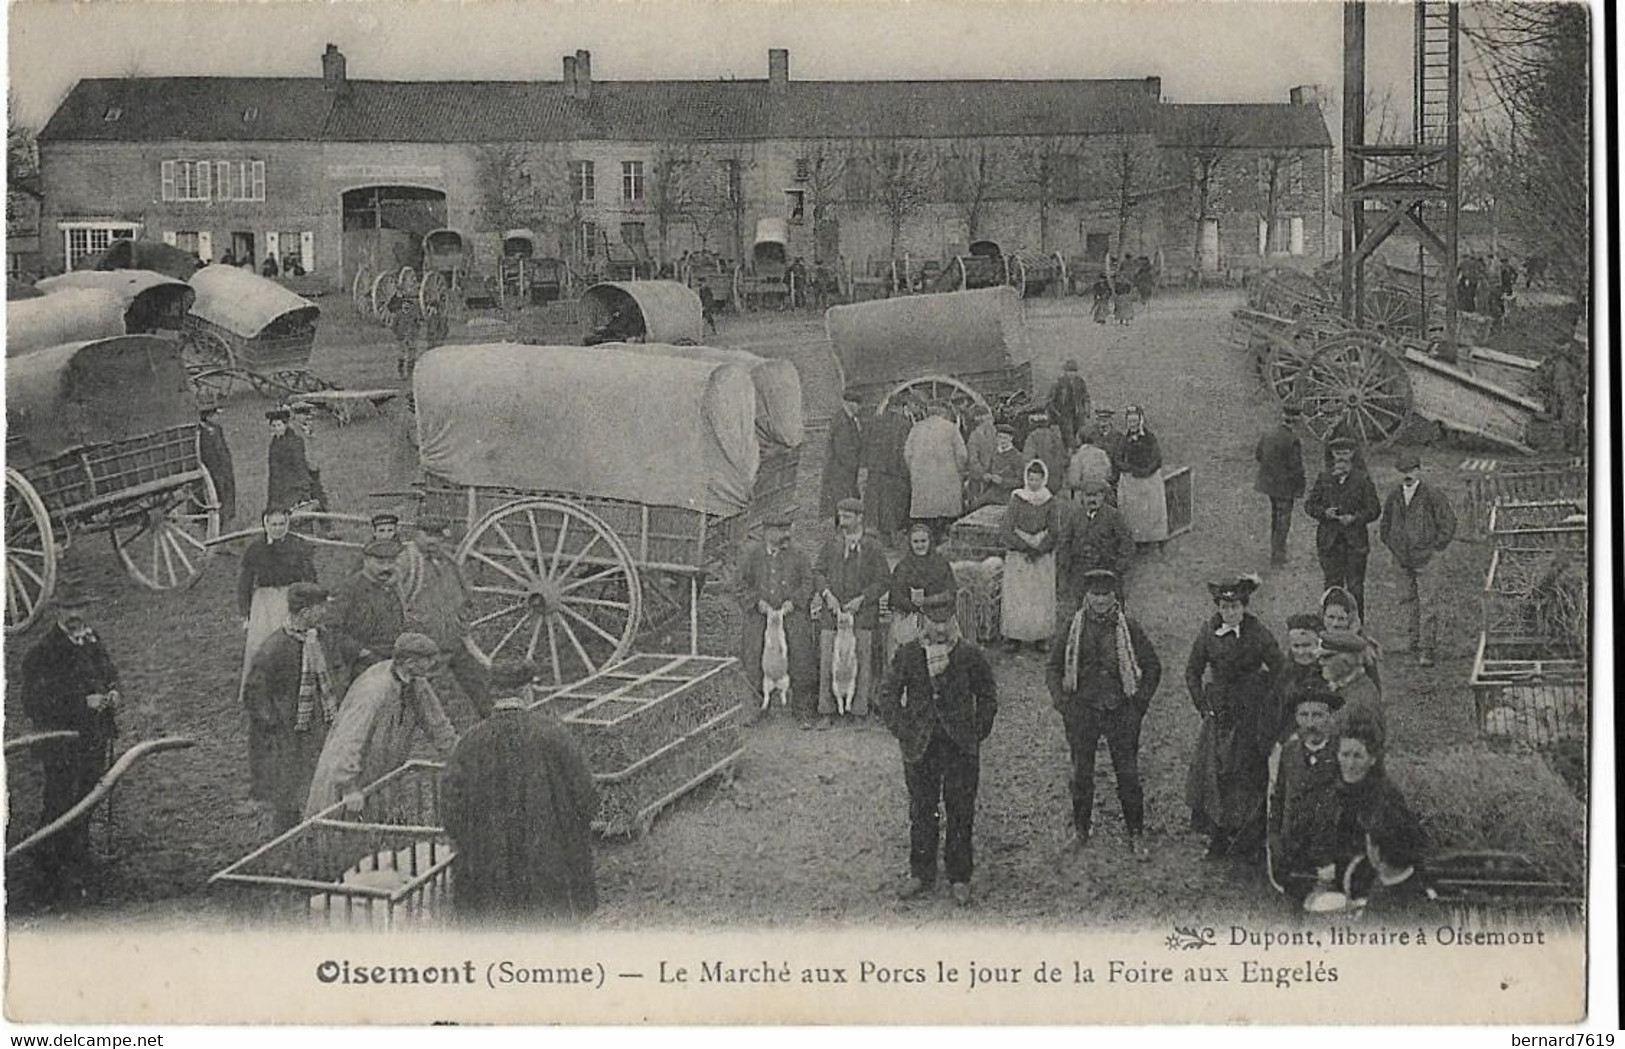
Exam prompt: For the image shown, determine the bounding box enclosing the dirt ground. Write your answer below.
[3,287,1558,929]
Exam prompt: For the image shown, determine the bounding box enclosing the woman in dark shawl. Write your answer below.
[885,521,959,666]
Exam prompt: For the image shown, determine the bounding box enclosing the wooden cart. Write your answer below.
[179,264,325,402]
[358,228,469,325]
[5,336,221,632]
[736,217,791,311]
[412,342,797,688]
[580,280,705,345]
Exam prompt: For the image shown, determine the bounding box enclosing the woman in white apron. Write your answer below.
[999,460,1059,653]
[1115,405,1169,546]
[236,506,318,804]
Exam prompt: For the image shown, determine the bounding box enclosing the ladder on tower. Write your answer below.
[1413,0,1459,338]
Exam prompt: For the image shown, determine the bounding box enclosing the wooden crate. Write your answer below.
[1482,546,1588,645]
[1459,457,1587,537]
[1469,634,1587,748]
[947,502,1006,561]
[1487,499,1587,551]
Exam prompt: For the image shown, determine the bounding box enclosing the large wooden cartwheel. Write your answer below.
[1363,280,1426,337]
[351,261,375,320]
[371,267,413,326]
[880,374,992,430]
[109,470,221,591]
[419,270,464,324]
[5,468,57,634]
[1260,324,1323,404]
[1292,331,1414,447]
[455,498,642,689]
[1253,269,1333,317]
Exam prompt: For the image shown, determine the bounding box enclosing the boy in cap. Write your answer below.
[1303,436,1381,614]
[812,497,889,721]
[329,538,408,670]
[735,511,817,724]
[20,577,121,895]
[819,387,865,525]
[1047,569,1161,858]
[1319,630,1383,738]
[441,661,600,924]
[244,583,363,832]
[1266,688,1344,902]
[369,513,401,543]
[402,514,489,719]
[1046,359,1091,450]
[304,632,459,817]
[875,601,998,906]
[1379,450,1457,666]
[1254,401,1306,566]
[197,402,237,526]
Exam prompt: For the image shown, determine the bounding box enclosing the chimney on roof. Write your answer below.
[1143,76,1162,102]
[768,48,790,89]
[575,49,592,97]
[322,44,348,93]
[564,55,578,97]
[1290,84,1318,107]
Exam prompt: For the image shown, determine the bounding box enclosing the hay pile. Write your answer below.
[1387,744,1585,889]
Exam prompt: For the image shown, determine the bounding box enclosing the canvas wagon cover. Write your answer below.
[37,270,196,331]
[824,286,1031,388]
[580,281,704,344]
[6,288,126,357]
[189,264,320,339]
[593,342,804,448]
[7,336,196,465]
[415,343,759,516]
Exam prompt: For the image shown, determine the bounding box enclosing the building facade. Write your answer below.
[37,46,1333,286]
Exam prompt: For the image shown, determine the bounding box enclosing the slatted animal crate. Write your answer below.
[947,502,1007,561]
[1469,633,1587,749]
[1458,457,1587,537]
[210,761,455,928]
[529,654,746,837]
[1482,546,1588,646]
[1486,499,1587,551]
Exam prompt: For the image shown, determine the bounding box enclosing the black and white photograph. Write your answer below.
[2,0,1610,1029]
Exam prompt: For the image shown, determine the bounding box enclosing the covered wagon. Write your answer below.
[36,270,196,335]
[5,336,220,631]
[414,342,787,688]
[6,288,127,358]
[181,264,324,401]
[580,280,704,346]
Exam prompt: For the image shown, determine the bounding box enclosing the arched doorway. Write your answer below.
[341,186,448,288]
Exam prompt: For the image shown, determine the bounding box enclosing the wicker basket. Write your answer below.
[1469,634,1587,749]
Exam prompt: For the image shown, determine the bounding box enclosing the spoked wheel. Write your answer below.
[455,498,642,688]
[1252,269,1333,316]
[370,271,400,324]
[1261,326,1322,404]
[419,270,447,320]
[6,469,57,634]
[880,374,991,430]
[352,262,375,319]
[109,469,220,591]
[1364,281,1425,337]
[1292,331,1414,448]
[181,328,239,399]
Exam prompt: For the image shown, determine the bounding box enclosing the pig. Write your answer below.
[762,605,791,710]
[831,609,858,716]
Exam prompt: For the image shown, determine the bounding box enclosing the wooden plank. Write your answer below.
[1164,465,1195,538]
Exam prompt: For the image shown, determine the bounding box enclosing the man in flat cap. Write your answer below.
[329,538,408,671]
[819,387,865,525]
[1303,436,1381,615]
[1254,401,1306,566]
[401,515,489,718]
[736,512,817,724]
[1054,478,1136,619]
[1065,425,1114,501]
[861,397,913,546]
[304,632,459,817]
[969,423,1027,510]
[875,601,998,906]
[243,583,362,832]
[1319,629,1383,739]
[1379,451,1457,666]
[197,402,237,526]
[1046,359,1092,451]
[1266,688,1345,902]
[265,407,316,514]
[441,661,600,924]
[1047,569,1161,859]
[20,576,121,895]
[812,497,889,722]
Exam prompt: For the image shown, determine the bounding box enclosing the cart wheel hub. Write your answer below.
[529,579,564,616]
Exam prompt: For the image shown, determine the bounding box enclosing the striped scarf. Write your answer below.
[292,627,339,732]
[1063,607,1142,699]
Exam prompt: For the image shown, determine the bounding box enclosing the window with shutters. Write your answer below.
[172,231,200,255]
[572,161,595,203]
[162,160,212,202]
[165,158,264,202]
[621,161,644,203]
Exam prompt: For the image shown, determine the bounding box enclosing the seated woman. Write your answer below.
[999,460,1059,655]
[885,522,958,667]
[1320,713,1428,917]
[1321,585,1382,691]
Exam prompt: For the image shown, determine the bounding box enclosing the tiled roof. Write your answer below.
[1163,103,1333,150]
[41,76,1330,149]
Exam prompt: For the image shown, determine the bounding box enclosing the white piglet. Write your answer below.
[761,606,791,710]
[831,609,859,715]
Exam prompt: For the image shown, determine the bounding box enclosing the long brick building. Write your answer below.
[36,45,1332,287]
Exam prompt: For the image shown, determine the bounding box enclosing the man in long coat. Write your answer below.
[265,407,316,512]
[1254,402,1306,566]
[304,633,459,816]
[1054,480,1136,616]
[861,400,913,545]
[819,387,865,524]
[736,513,818,724]
[243,583,362,832]
[1047,359,1092,450]
[1303,437,1382,614]
[197,403,237,526]
[402,516,490,718]
[330,538,408,670]
[812,498,890,720]
[441,662,599,924]
[20,583,120,895]
[874,602,998,906]
[903,405,968,539]
[1379,451,1458,666]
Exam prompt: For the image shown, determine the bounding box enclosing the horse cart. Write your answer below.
[5,335,221,633]
[35,271,197,336]
[498,229,566,307]
[355,228,468,325]
[177,265,324,401]
[824,285,1034,426]
[413,341,797,689]
[736,218,791,310]
[580,280,705,346]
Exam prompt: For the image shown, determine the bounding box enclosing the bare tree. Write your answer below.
[943,139,1001,243]
[649,144,710,264]
[1178,109,1242,270]
[8,89,38,181]
[1257,149,1300,255]
[800,141,849,265]
[1098,129,1160,253]
[863,139,936,259]
[475,145,576,260]
[1012,136,1081,252]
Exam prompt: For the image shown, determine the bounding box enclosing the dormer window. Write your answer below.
[243,107,258,123]
[103,106,122,122]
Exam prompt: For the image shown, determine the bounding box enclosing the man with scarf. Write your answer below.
[402,515,490,719]
[1303,436,1381,615]
[875,602,998,906]
[441,661,600,924]
[243,583,362,832]
[304,632,459,817]
[1047,569,1161,858]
